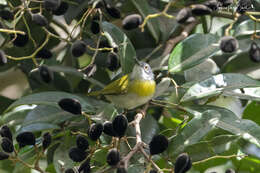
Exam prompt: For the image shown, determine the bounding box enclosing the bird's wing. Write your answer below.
[88,75,129,96]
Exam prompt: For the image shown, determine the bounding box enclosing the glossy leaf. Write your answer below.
[130,0,161,43]
[181,73,260,102]
[234,20,260,36]
[168,33,219,73]
[168,110,221,157]
[101,21,136,74]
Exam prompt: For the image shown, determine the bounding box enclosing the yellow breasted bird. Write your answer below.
[88,62,156,109]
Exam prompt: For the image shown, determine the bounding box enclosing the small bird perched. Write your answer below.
[89,62,156,109]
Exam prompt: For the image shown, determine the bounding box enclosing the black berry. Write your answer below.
[106,148,120,166]
[249,42,260,62]
[76,135,89,151]
[107,52,120,71]
[10,33,29,47]
[71,40,86,57]
[78,158,91,173]
[87,123,103,141]
[122,14,142,30]
[36,49,53,59]
[65,168,75,173]
[204,0,218,11]
[58,98,82,115]
[1,137,14,153]
[174,153,192,173]
[191,4,212,16]
[42,132,52,150]
[0,10,14,20]
[90,20,100,34]
[117,168,127,173]
[103,121,117,137]
[16,131,36,146]
[44,0,61,11]
[68,147,87,162]
[31,14,48,26]
[236,0,252,14]
[149,134,168,155]
[0,152,9,160]
[220,36,239,53]
[112,114,128,138]
[218,0,233,7]
[53,2,69,15]
[225,168,235,173]
[176,8,192,24]
[149,170,157,173]
[0,125,12,141]
[105,5,121,19]
[39,65,54,83]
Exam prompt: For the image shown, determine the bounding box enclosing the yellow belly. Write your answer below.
[128,80,156,97]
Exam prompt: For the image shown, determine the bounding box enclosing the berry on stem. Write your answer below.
[39,65,54,83]
[103,121,117,137]
[78,159,91,173]
[0,125,12,141]
[10,33,29,47]
[58,98,82,115]
[107,52,120,71]
[106,148,120,166]
[42,132,52,150]
[220,36,239,53]
[122,14,142,30]
[69,147,87,162]
[16,131,36,146]
[174,153,192,173]
[249,42,260,63]
[71,40,86,57]
[112,114,128,138]
[36,49,53,59]
[76,135,89,151]
[1,137,14,153]
[53,2,69,15]
[31,14,48,27]
[87,123,103,141]
[149,134,168,155]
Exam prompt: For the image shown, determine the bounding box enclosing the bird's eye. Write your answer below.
[144,65,148,70]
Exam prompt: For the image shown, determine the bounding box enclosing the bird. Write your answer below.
[88,61,156,109]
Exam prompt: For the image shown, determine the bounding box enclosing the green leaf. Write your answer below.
[243,101,260,126]
[18,123,60,133]
[181,73,260,102]
[64,0,88,24]
[101,21,136,74]
[168,33,219,74]
[222,51,260,74]
[130,0,161,43]
[22,105,77,126]
[0,96,14,114]
[185,135,240,162]
[168,110,221,157]
[6,91,99,113]
[234,20,260,36]
[187,105,260,147]
[53,136,75,173]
